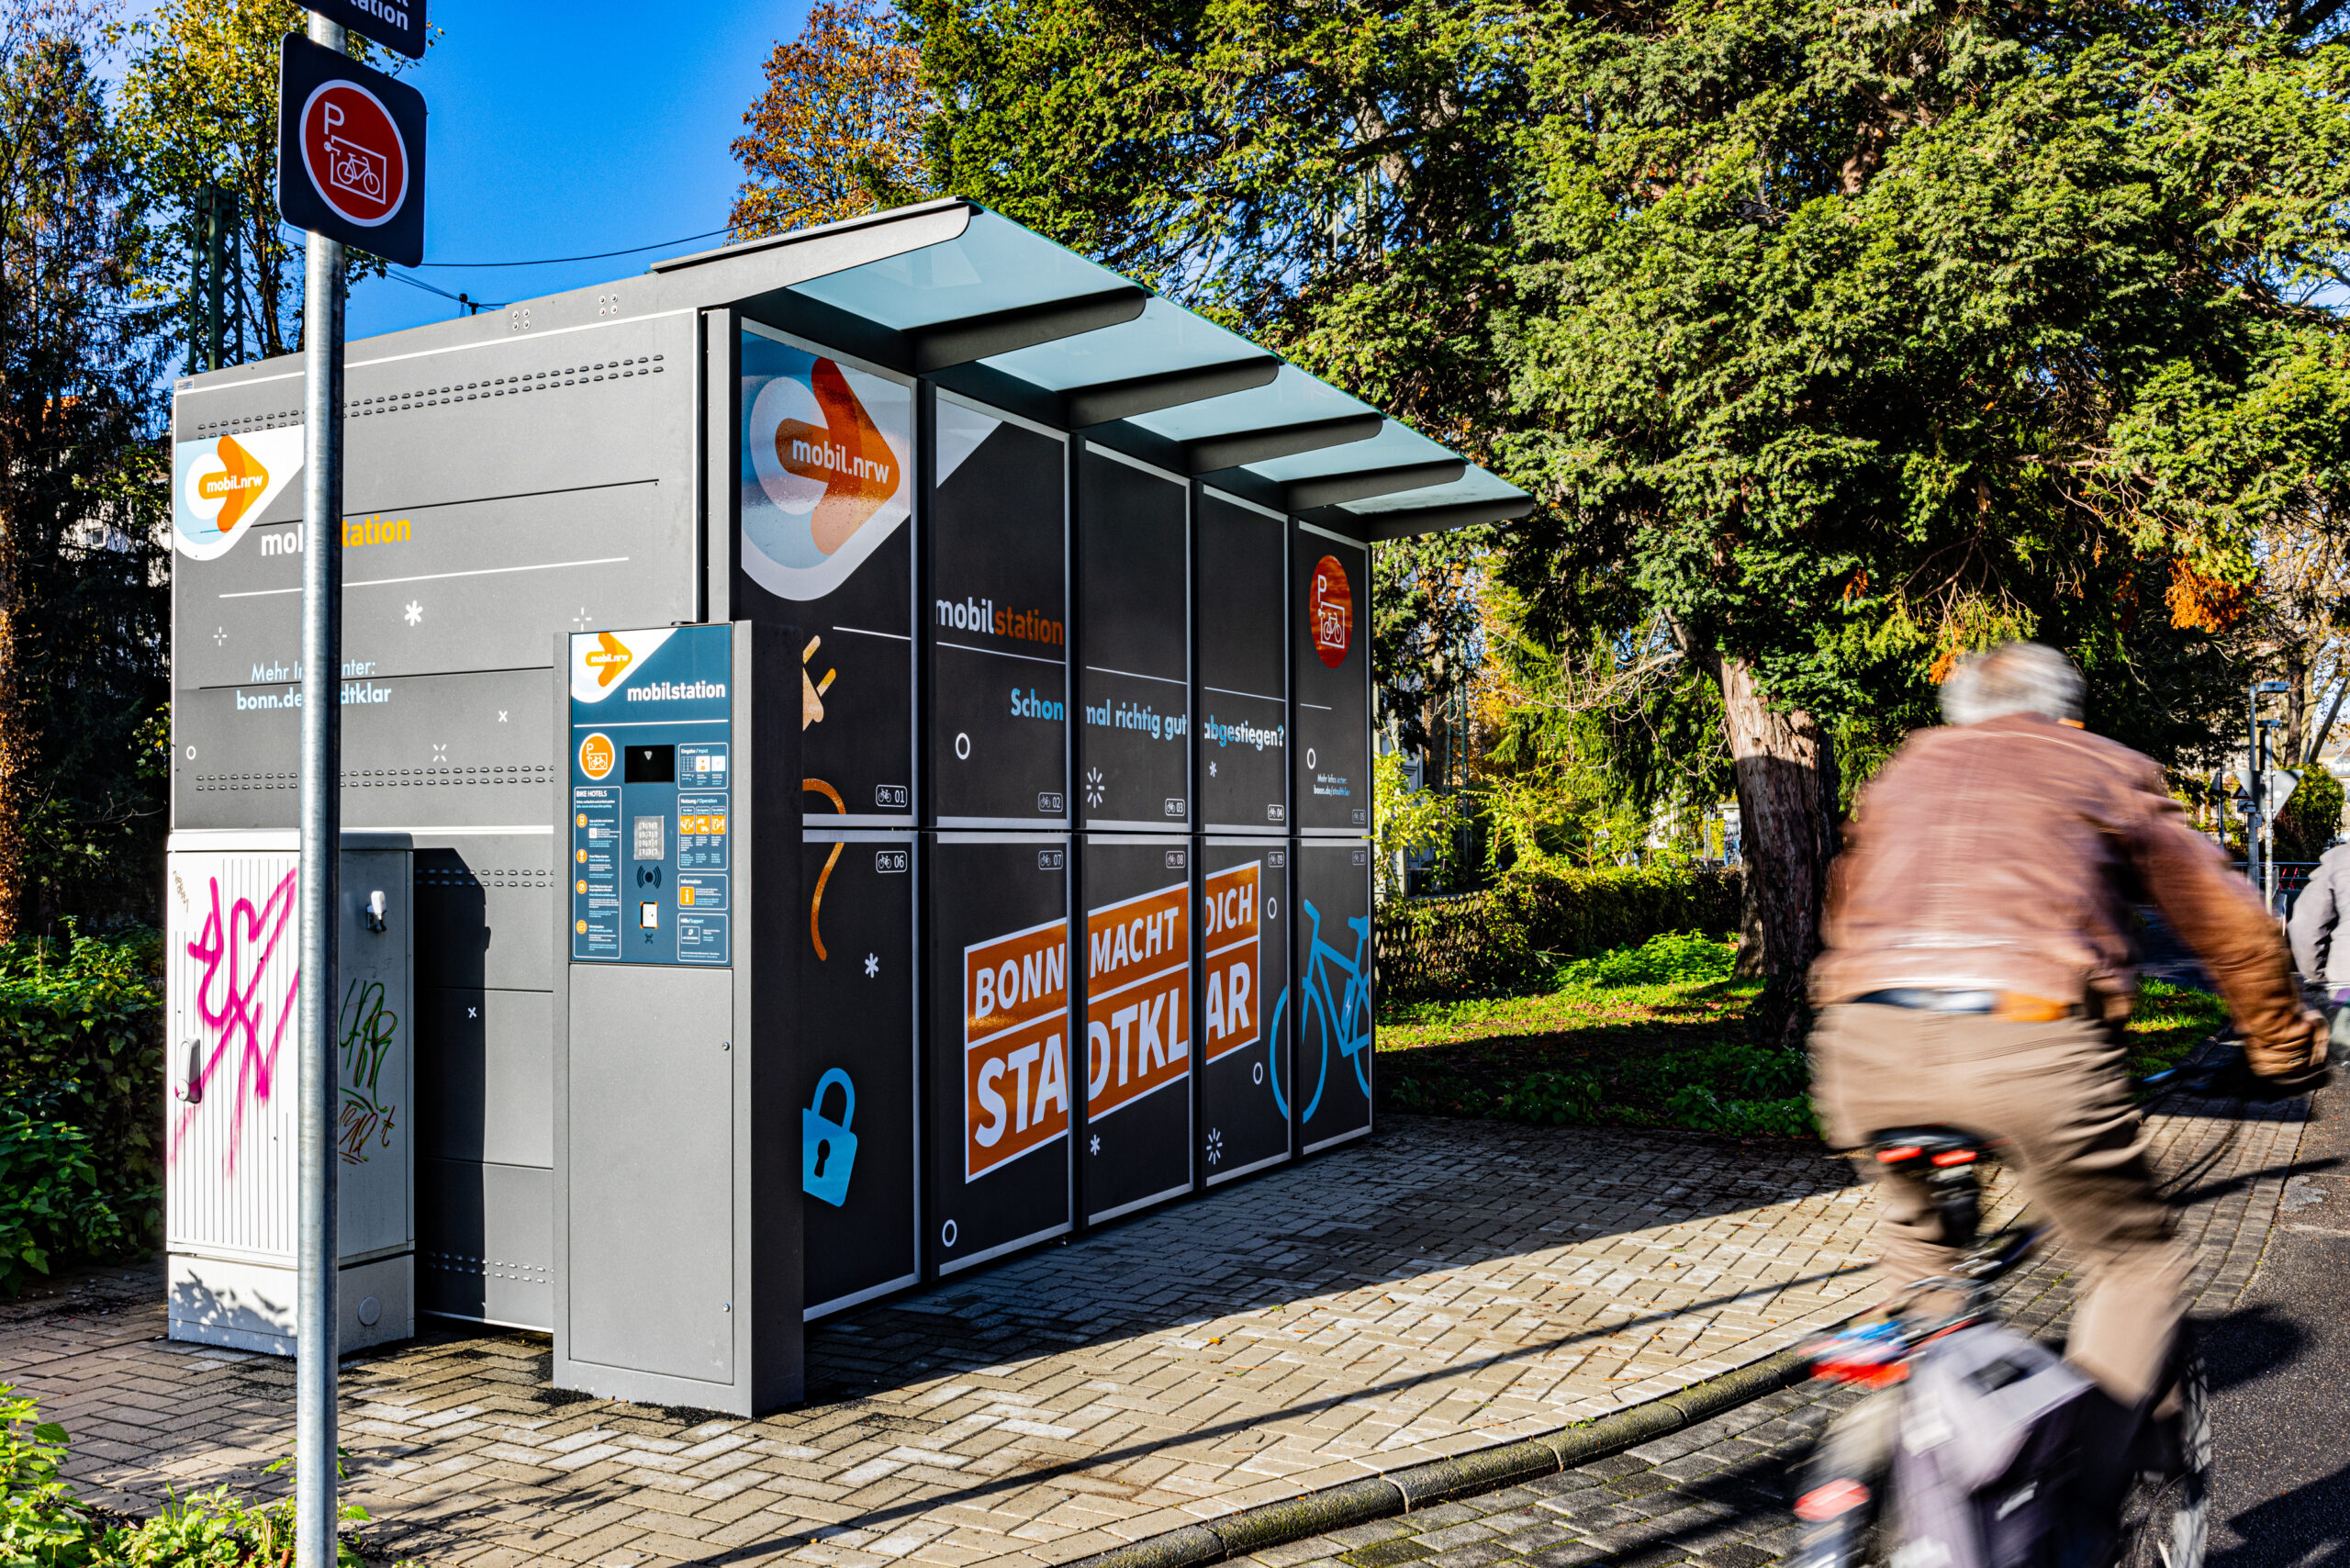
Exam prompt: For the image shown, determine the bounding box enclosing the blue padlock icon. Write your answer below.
[802,1069,858,1207]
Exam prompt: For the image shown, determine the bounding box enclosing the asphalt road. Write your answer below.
[2208,1077,2350,1567]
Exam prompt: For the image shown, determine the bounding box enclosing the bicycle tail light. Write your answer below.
[1795,1477,1871,1521]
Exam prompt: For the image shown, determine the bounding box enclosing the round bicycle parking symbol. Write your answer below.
[299,81,408,227]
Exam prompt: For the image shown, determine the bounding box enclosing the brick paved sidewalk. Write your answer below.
[1238,1090,2311,1568]
[0,1099,2303,1568]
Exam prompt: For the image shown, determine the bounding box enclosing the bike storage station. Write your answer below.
[162,198,1532,1414]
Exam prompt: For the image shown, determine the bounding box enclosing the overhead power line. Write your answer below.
[411,227,733,267]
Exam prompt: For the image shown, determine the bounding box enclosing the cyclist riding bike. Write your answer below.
[1803,641,2328,1561]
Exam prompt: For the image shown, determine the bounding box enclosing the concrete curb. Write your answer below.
[1064,1342,1820,1568]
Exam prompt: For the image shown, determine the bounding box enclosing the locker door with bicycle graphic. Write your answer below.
[1292,839,1372,1152]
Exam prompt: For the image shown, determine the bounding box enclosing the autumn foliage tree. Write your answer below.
[732,0,933,241]
[114,0,403,365]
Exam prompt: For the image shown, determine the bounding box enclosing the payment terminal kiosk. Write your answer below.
[552,621,806,1416]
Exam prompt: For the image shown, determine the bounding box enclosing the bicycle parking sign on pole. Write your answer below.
[274,14,425,1564]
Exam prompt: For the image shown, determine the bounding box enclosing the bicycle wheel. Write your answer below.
[2113,1344,2210,1568]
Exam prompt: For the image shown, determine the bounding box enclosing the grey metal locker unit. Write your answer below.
[167,197,1530,1389]
[552,622,805,1414]
[162,831,415,1354]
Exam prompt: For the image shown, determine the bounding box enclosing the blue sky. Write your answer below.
[315,0,807,338]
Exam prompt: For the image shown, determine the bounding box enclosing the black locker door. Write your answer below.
[1294,838,1373,1152]
[926,832,1073,1273]
[798,829,919,1317]
[1199,839,1290,1183]
[928,398,1069,828]
[1292,524,1370,835]
[1197,490,1287,833]
[1080,835,1193,1222]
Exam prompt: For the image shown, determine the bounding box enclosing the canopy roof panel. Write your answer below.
[789,208,1132,333]
[657,198,1531,534]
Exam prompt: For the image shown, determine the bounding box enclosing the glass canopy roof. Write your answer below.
[790,209,1133,333]
[687,200,1532,533]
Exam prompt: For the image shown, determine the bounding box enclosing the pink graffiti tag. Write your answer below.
[175,869,300,1172]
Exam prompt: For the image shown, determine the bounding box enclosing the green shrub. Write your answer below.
[0,1386,389,1566]
[1375,866,1743,1002]
[0,1114,132,1295]
[0,1386,100,1567]
[1556,931,1737,991]
[0,928,163,1257]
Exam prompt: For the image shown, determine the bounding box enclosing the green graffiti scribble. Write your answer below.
[338,978,399,1165]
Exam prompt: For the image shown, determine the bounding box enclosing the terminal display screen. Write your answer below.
[568,625,733,967]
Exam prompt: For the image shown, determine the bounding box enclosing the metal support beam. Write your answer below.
[1284,459,1467,512]
[1066,355,1280,426]
[911,286,1148,372]
[1349,496,1538,541]
[1186,414,1382,475]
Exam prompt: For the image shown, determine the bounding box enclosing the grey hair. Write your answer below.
[1940,641,2085,726]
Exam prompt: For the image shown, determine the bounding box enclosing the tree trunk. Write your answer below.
[1716,653,1839,1047]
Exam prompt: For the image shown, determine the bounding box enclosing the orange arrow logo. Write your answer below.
[776,359,896,554]
[584,631,632,687]
[196,436,269,532]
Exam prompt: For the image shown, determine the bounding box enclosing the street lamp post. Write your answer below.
[2254,679,2292,916]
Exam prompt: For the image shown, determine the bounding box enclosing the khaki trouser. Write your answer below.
[1810,1002,2187,1406]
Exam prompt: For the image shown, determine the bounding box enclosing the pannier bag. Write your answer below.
[1889,1324,2095,1568]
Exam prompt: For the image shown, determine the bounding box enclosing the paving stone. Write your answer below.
[0,1092,2291,1567]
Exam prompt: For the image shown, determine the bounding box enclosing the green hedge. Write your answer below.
[1374,867,1744,1002]
[0,930,163,1277]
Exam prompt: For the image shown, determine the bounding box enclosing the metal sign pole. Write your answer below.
[297,10,348,1565]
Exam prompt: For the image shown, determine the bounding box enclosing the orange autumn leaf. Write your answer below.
[2165,560,2252,633]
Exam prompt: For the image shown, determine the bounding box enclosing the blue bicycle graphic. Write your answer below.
[1269,895,1372,1123]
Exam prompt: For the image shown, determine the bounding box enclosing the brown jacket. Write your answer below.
[1811,713,2322,1073]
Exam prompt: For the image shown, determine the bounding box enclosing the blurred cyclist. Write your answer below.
[1809,641,2325,1419]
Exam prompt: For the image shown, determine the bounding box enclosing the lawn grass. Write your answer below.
[1374,931,2228,1139]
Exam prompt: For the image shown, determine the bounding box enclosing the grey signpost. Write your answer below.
[295,16,345,1562]
[277,7,424,1561]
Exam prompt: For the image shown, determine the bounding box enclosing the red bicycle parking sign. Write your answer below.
[301,82,406,226]
[277,34,425,266]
